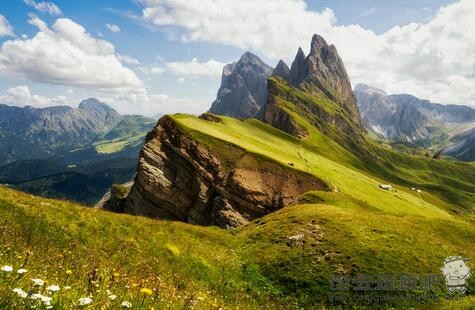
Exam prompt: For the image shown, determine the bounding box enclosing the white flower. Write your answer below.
[12,288,28,298]
[17,268,28,274]
[32,278,45,286]
[121,301,132,308]
[106,289,112,295]
[1,265,13,272]
[31,293,51,305]
[46,285,60,292]
[64,286,72,290]
[108,294,117,300]
[78,297,93,306]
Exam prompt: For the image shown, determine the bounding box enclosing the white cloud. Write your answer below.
[101,92,205,116]
[117,54,140,65]
[150,66,165,75]
[106,23,121,33]
[0,85,70,107]
[143,58,225,78]
[24,0,61,16]
[0,15,14,37]
[165,58,225,78]
[356,7,376,18]
[139,0,475,105]
[0,17,144,93]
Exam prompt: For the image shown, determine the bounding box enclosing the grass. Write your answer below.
[1,183,474,308]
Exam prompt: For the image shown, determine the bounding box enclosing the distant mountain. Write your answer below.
[209,52,273,118]
[355,84,462,145]
[0,100,156,203]
[446,128,475,161]
[0,98,121,164]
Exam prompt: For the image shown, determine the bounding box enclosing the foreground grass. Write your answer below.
[1,185,474,309]
[0,186,278,309]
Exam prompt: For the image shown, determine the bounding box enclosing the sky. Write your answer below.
[0,0,473,116]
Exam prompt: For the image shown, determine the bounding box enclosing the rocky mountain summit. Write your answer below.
[0,98,121,164]
[273,34,362,123]
[209,52,273,118]
[262,34,364,141]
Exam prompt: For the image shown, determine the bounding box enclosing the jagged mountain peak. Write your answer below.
[209,52,273,118]
[272,59,290,80]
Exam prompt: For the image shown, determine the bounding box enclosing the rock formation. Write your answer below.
[261,34,365,141]
[209,52,273,118]
[121,115,329,228]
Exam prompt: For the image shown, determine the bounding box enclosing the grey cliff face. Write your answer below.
[122,116,329,228]
[209,52,273,118]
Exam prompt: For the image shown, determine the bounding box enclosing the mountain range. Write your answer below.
[0,98,156,204]
[354,84,475,160]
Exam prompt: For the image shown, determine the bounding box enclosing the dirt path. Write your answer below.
[297,143,312,173]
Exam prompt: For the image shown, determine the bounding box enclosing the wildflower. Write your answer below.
[113,272,120,277]
[31,293,52,306]
[78,297,93,306]
[140,288,153,296]
[1,265,13,272]
[108,294,117,300]
[32,278,45,286]
[17,268,28,274]
[46,285,60,292]
[121,301,132,308]
[66,269,72,275]
[64,286,72,290]
[12,288,28,298]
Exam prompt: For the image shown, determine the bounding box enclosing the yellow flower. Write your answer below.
[66,270,72,275]
[113,272,120,278]
[140,288,153,296]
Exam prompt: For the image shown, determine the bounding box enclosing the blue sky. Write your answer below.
[0,0,473,116]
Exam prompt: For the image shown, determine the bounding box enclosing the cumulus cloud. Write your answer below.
[0,85,70,107]
[143,58,225,78]
[106,23,121,33]
[101,92,205,116]
[139,0,475,104]
[0,17,144,92]
[0,15,14,37]
[24,0,61,16]
[165,58,226,78]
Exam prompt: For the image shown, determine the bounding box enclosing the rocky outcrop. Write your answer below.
[209,52,273,118]
[123,115,329,228]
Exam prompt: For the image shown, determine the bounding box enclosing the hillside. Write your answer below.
[1,177,474,309]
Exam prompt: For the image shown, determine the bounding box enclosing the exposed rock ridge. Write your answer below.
[123,115,329,228]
